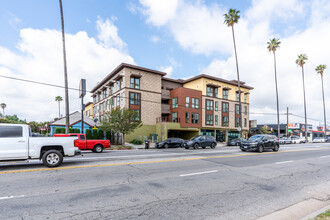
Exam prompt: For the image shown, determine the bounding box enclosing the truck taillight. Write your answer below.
[74,139,79,147]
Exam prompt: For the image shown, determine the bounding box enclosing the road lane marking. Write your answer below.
[275,160,293,165]
[180,170,218,177]
[0,148,329,175]
[0,195,24,200]
[320,155,330,158]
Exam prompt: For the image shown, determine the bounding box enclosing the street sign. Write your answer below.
[79,79,86,98]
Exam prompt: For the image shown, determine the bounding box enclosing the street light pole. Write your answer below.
[59,0,70,134]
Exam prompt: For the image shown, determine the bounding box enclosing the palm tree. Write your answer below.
[55,96,63,118]
[267,38,281,138]
[59,0,70,134]
[296,54,308,141]
[0,103,6,116]
[315,64,327,136]
[224,9,243,137]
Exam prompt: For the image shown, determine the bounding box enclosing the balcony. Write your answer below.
[161,104,170,114]
[161,89,170,99]
[156,117,180,123]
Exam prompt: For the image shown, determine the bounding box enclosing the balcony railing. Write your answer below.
[156,117,181,123]
[161,104,170,114]
[161,89,170,99]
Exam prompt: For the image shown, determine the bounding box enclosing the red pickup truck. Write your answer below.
[54,133,110,153]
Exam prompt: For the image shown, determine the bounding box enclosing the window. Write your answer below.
[236,92,240,101]
[103,102,106,111]
[215,101,218,111]
[235,105,240,114]
[130,92,141,105]
[121,93,124,105]
[111,97,114,108]
[235,117,240,127]
[206,114,213,125]
[244,93,247,103]
[222,102,229,113]
[102,90,107,99]
[116,80,120,91]
[244,106,247,115]
[244,118,247,127]
[185,112,189,123]
[130,77,140,89]
[222,116,229,126]
[132,110,140,121]
[207,86,218,97]
[98,93,101,102]
[185,97,189,108]
[119,78,123,90]
[93,96,96,104]
[222,90,228,99]
[191,113,199,124]
[172,112,178,122]
[215,115,218,125]
[80,135,86,140]
[116,95,120,107]
[0,126,23,138]
[191,98,199,109]
[206,100,214,111]
[172,97,178,108]
[110,85,113,95]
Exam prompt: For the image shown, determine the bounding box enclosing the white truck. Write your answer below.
[0,124,81,167]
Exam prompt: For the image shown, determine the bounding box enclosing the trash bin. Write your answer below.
[145,140,150,149]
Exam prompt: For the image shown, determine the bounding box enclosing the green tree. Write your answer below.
[92,129,98,139]
[267,38,281,138]
[55,96,63,118]
[86,129,92,139]
[315,64,327,135]
[101,108,142,145]
[224,8,243,137]
[0,103,6,116]
[296,54,308,141]
[260,126,273,134]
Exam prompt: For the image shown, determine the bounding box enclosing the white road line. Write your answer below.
[0,195,24,200]
[320,155,330,158]
[180,170,218,177]
[275,160,294,165]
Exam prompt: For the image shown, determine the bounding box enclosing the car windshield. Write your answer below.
[190,136,201,141]
[248,135,263,141]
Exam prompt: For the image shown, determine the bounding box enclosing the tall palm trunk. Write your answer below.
[301,66,308,141]
[273,52,280,137]
[321,74,327,135]
[58,101,61,118]
[59,0,70,134]
[231,25,242,138]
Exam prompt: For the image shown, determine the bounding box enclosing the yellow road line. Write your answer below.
[0,148,328,175]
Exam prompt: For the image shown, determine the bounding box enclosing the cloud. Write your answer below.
[159,65,174,77]
[0,17,134,122]
[138,0,330,126]
[96,17,127,50]
[150,35,160,43]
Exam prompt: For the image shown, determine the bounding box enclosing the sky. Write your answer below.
[0,0,330,128]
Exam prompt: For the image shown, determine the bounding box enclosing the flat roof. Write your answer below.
[91,63,167,93]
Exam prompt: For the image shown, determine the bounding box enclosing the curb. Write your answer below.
[301,204,330,220]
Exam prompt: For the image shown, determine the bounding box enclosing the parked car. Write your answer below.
[0,124,80,167]
[155,138,184,148]
[312,137,326,143]
[183,135,217,149]
[325,137,330,143]
[227,138,245,146]
[240,134,279,153]
[288,136,302,144]
[54,133,110,153]
[279,137,288,145]
[284,138,292,144]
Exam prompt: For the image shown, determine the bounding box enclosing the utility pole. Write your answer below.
[286,107,289,137]
[59,0,70,134]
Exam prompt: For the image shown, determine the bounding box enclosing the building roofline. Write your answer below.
[91,63,167,93]
[162,77,184,84]
[183,74,254,90]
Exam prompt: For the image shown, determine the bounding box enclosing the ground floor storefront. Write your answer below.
[125,123,248,144]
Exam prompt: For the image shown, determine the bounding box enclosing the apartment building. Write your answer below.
[83,102,94,119]
[90,63,253,142]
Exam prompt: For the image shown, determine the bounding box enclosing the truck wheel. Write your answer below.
[42,150,63,167]
[94,145,103,153]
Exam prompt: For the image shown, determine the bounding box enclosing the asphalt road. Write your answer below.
[1,143,330,220]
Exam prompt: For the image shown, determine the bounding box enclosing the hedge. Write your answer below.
[86,129,92,139]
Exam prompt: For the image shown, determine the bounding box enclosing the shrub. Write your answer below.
[86,129,92,139]
[98,129,104,139]
[92,129,98,140]
[130,139,143,145]
[55,127,65,134]
[106,130,111,141]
